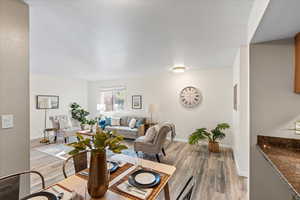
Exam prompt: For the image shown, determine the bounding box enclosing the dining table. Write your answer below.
[51,154,176,200]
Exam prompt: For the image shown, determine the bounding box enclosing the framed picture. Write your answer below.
[36,95,59,109]
[233,84,238,111]
[132,95,142,109]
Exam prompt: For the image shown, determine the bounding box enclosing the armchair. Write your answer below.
[134,124,172,162]
[49,115,81,143]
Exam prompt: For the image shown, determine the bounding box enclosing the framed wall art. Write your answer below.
[36,95,59,109]
[132,95,142,109]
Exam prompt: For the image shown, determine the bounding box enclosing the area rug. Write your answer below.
[35,143,74,160]
[35,138,139,160]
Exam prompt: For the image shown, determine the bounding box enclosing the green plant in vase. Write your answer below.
[68,128,127,198]
[70,102,90,130]
[188,123,230,153]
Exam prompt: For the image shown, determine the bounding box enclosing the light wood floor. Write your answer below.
[30,140,247,200]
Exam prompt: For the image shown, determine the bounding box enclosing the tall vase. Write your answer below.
[87,150,108,198]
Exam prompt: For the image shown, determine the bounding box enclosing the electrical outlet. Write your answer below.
[1,115,14,129]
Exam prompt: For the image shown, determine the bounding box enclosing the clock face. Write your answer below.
[180,87,202,108]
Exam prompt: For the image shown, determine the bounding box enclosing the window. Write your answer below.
[99,88,126,112]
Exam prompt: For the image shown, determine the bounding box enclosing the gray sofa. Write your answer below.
[106,116,146,139]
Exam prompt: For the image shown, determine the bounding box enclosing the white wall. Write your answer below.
[30,73,88,139]
[250,39,298,200]
[232,46,250,178]
[88,68,234,145]
[232,50,241,172]
[0,0,30,194]
[247,0,270,43]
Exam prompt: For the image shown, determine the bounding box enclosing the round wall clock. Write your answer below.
[179,86,202,108]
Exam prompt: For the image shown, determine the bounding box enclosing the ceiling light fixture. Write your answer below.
[171,65,187,73]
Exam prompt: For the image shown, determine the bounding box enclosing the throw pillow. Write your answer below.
[129,118,137,129]
[135,119,143,128]
[111,117,121,126]
[59,119,71,129]
[105,117,111,126]
[99,119,106,129]
[144,126,157,143]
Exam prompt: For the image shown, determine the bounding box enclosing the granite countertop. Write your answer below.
[257,135,300,199]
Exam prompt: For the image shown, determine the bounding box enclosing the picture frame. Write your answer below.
[36,95,59,109]
[132,95,142,109]
[233,84,238,111]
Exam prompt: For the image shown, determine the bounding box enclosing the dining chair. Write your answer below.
[0,170,45,200]
[63,150,89,178]
[176,176,195,200]
[134,124,172,162]
[21,191,58,200]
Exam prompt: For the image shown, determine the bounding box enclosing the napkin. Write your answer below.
[109,159,127,167]
[117,181,153,200]
[45,185,82,200]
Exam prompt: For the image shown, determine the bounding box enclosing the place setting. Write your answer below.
[110,168,164,200]
[77,160,132,180]
[22,184,81,200]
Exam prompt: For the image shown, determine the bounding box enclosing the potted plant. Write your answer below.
[70,102,90,130]
[87,118,97,132]
[188,123,230,153]
[68,128,127,198]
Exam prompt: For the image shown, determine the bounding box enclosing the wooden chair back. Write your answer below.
[63,150,89,178]
[0,171,45,200]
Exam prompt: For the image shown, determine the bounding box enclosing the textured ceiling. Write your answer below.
[252,0,300,43]
[26,0,254,80]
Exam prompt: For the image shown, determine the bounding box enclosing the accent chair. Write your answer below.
[134,123,173,162]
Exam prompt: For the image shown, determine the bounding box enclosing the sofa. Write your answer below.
[104,116,146,139]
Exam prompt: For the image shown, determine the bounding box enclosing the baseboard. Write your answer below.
[168,137,188,143]
[30,137,42,148]
[234,152,249,177]
[235,161,248,177]
[167,137,232,148]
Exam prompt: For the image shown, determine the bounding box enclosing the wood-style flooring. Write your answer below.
[30,140,247,200]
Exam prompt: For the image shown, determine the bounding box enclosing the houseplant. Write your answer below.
[188,123,230,153]
[70,102,90,130]
[68,128,127,198]
[87,118,97,132]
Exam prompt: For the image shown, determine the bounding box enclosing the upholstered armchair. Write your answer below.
[134,124,172,162]
[49,115,80,143]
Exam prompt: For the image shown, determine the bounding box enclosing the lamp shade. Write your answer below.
[97,104,106,112]
[148,104,157,113]
[39,98,52,109]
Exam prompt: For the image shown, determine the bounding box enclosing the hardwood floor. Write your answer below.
[30,140,247,200]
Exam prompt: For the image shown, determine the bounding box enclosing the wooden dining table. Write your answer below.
[54,154,176,200]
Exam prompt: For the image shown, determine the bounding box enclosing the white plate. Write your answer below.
[135,172,156,185]
[29,197,48,200]
[107,162,113,170]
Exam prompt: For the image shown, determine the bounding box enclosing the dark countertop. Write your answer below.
[257,135,300,199]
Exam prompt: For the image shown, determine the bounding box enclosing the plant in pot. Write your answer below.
[68,128,127,198]
[70,102,90,130]
[87,118,97,132]
[188,123,230,153]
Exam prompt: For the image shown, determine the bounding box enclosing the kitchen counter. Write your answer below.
[257,135,300,200]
